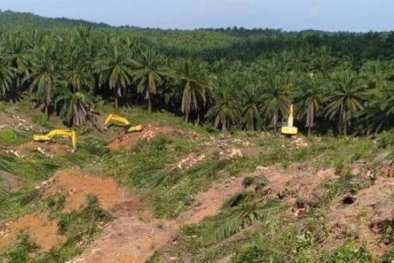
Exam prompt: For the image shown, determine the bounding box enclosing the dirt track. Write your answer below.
[66,176,245,263]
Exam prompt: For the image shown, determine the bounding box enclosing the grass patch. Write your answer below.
[322,173,374,203]
[319,241,373,263]
[169,191,283,262]
[148,158,229,218]
[34,195,113,263]
[0,187,40,221]
[0,130,29,146]
[0,231,40,263]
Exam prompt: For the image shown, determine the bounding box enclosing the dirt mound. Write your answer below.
[106,123,197,151]
[67,217,175,263]
[259,165,338,214]
[0,213,64,252]
[324,176,394,258]
[0,168,133,254]
[66,176,246,263]
[109,196,151,220]
[177,176,246,224]
[40,168,128,211]
[13,141,72,157]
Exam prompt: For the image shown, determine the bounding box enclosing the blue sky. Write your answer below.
[0,0,393,32]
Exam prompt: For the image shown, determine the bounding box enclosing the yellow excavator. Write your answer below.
[103,114,143,133]
[281,104,298,137]
[33,129,77,150]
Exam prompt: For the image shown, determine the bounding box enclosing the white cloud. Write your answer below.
[308,4,322,16]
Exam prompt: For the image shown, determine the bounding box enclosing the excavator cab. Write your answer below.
[281,104,298,137]
[103,114,143,133]
[33,129,77,150]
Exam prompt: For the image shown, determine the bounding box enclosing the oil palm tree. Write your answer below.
[360,60,389,90]
[3,33,32,96]
[206,82,240,131]
[296,73,324,136]
[54,58,97,127]
[55,89,97,127]
[241,83,263,131]
[310,46,336,77]
[63,62,94,93]
[260,70,292,133]
[27,44,60,116]
[325,70,367,136]
[132,49,167,112]
[95,40,134,108]
[176,58,212,123]
[0,50,16,99]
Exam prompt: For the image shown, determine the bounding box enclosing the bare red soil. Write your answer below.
[42,168,128,212]
[106,123,197,151]
[66,176,245,263]
[0,213,64,252]
[324,176,394,258]
[18,141,72,155]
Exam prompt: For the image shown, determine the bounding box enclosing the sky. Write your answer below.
[0,0,393,32]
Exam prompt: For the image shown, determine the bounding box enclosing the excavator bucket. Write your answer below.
[127,124,143,133]
[281,104,298,136]
[104,114,143,133]
[281,126,298,135]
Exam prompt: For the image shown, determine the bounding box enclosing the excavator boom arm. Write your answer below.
[103,114,130,127]
[33,129,77,148]
[288,104,294,127]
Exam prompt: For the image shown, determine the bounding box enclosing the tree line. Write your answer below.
[1,25,394,136]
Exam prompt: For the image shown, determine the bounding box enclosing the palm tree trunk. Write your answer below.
[45,104,50,118]
[273,111,278,134]
[115,82,122,108]
[195,114,200,126]
[222,119,227,132]
[148,97,152,113]
[16,77,20,94]
[343,110,347,137]
[115,94,118,108]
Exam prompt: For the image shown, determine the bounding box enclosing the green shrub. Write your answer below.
[151,134,172,151]
[323,241,373,263]
[0,231,40,263]
[377,132,394,149]
[0,130,27,146]
[232,245,272,263]
[57,194,113,237]
[381,246,394,263]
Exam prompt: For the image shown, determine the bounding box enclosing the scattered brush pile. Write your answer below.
[0,115,35,131]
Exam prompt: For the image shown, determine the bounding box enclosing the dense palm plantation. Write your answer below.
[1,21,394,137]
